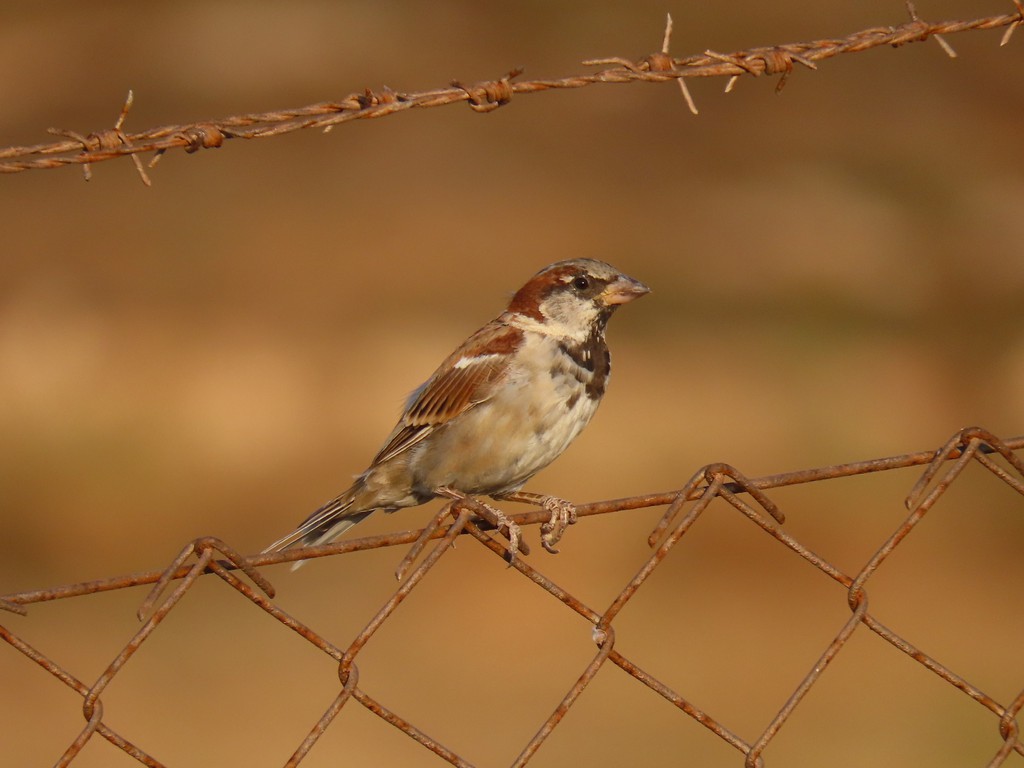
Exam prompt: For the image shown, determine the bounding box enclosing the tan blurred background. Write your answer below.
[2,1,1023,766]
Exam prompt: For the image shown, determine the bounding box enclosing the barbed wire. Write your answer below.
[2,425,1023,766]
[0,2,1020,184]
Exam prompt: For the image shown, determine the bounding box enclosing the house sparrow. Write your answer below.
[263,258,649,568]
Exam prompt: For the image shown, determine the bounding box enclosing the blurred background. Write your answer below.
[2,1,1023,765]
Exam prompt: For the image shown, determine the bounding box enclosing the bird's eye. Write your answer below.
[572,275,591,291]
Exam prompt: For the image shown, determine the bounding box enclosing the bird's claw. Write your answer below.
[539,496,577,554]
[487,504,523,565]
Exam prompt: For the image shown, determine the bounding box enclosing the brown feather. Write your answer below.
[371,323,523,464]
[506,263,579,320]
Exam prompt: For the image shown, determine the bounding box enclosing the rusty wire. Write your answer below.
[2,425,1024,766]
[0,3,1021,183]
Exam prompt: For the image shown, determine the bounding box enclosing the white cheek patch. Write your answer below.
[510,294,598,343]
[453,353,503,369]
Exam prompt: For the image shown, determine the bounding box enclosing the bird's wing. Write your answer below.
[371,321,523,465]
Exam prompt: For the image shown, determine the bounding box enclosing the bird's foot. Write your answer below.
[538,496,577,553]
[494,490,578,554]
[436,486,526,564]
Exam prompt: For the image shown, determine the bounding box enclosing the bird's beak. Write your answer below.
[601,275,651,306]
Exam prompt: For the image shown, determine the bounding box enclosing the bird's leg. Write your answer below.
[435,486,526,563]
[494,490,577,554]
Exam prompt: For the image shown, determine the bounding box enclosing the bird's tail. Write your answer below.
[262,488,375,571]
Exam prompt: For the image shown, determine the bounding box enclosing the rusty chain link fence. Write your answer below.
[2,425,1023,766]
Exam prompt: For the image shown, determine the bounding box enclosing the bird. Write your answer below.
[263,258,650,569]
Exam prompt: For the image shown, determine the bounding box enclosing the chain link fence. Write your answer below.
[3,425,1022,766]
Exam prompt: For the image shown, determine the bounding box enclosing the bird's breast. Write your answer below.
[409,333,607,496]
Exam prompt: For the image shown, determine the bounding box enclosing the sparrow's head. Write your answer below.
[506,259,650,340]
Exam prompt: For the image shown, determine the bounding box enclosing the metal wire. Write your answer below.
[0,3,1020,182]
[2,425,1023,766]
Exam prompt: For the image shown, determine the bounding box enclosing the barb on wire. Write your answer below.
[904,0,960,57]
[0,5,1020,182]
[451,67,522,113]
[47,90,151,185]
[1002,0,1024,43]
[0,597,27,616]
[656,13,699,114]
